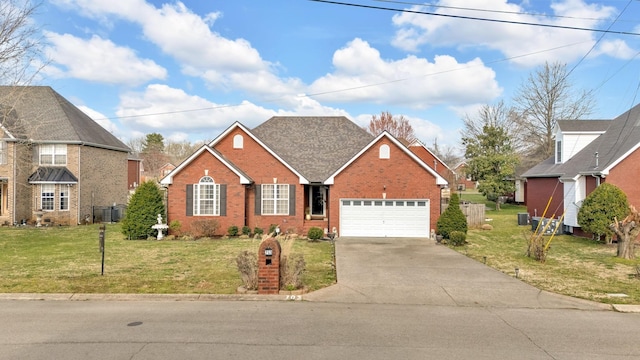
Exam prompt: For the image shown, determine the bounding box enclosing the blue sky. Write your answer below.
[34,0,640,152]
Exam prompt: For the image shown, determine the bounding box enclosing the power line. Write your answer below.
[309,0,640,36]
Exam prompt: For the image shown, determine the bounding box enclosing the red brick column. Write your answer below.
[258,238,281,294]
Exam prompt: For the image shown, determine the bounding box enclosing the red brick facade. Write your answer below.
[164,123,445,237]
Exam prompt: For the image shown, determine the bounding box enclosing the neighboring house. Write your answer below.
[521,106,637,236]
[158,163,176,178]
[452,161,477,191]
[161,116,447,238]
[128,154,143,191]
[0,86,130,226]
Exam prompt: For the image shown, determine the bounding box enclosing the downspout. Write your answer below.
[11,142,16,225]
[77,145,81,224]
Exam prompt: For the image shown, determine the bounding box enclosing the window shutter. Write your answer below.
[186,185,193,216]
[289,184,296,216]
[32,144,39,164]
[255,184,261,215]
[219,184,227,216]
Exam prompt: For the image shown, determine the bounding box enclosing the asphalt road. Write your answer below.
[1,300,639,360]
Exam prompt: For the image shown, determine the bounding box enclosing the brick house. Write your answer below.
[161,116,447,237]
[0,86,130,226]
[521,104,640,236]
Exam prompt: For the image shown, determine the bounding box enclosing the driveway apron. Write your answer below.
[304,237,609,310]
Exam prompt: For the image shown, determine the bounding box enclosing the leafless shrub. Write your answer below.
[280,253,306,290]
[190,219,219,238]
[236,251,258,290]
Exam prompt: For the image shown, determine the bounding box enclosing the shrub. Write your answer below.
[280,253,306,290]
[242,226,251,236]
[169,220,182,235]
[121,181,165,239]
[236,251,258,290]
[228,225,239,236]
[307,227,324,241]
[268,224,278,236]
[254,227,264,236]
[190,219,220,238]
[577,183,629,244]
[436,192,468,239]
[449,231,467,246]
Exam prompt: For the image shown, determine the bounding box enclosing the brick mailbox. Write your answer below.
[258,237,281,294]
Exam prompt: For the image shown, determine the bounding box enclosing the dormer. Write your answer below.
[554,120,610,164]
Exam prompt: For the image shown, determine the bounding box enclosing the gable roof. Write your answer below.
[250,116,373,183]
[0,86,129,152]
[325,131,448,185]
[523,103,640,179]
[160,144,252,185]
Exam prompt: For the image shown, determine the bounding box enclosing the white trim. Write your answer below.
[160,143,251,185]
[408,139,454,172]
[208,122,309,184]
[326,132,448,185]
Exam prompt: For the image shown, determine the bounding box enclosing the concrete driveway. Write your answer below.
[305,237,610,310]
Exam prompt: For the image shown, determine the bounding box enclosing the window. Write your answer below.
[59,185,70,211]
[379,144,390,159]
[556,140,562,163]
[41,184,55,211]
[193,176,220,215]
[233,134,244,149]
[261,184,289,215]
[40,144,67,165]
[0,141,6,164]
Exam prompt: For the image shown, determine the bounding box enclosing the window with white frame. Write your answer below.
[59,185,70,211]
[262,184,289,215]
[233,134,244,149]
[193,176,220,215]
[41,184,55,210]
[40,144,67,165]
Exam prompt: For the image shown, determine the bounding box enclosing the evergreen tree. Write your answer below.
[577,183,629,244]
[122,181,165,239]
[436,192,468,239]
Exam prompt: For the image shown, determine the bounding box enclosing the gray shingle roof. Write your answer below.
[0,86,129,152]
[557,119,611,132]
[28,167,78,183]
[250,116,373,182]
[523,103,640,179]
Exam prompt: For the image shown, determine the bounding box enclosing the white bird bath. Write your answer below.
[152,214,169,240]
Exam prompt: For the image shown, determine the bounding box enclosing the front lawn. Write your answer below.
[0,224,336,294]
[456,191,640,304]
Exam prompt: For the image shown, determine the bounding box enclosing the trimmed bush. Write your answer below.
[228,225,239,236]
[436,192,468,239]
[169,220,182,235]
[449,231,467,246]
[307,227,324,241]
[121,181,165,240]
[254,227,264,236]
[190,219,220,238]
[242,226,251,236]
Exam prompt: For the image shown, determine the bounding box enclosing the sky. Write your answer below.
[32,0,640,153]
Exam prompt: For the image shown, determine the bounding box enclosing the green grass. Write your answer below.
[0,224,336,294]
[455,191,640,304]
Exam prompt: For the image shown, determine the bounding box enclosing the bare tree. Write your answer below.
[514,61,595,162]
[610,205,639,260]
[365,111,416,143]
[165,139,205,165]
[428,138,461,168]
[0,0,44,85]
[126,136,145,155]
[461,100,526,155]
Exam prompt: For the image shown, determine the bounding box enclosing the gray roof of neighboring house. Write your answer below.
[523,103,640,179]
[28,167,79,183]
[557,119,611,132]
[250,116,374,182]
[0,86,129,152]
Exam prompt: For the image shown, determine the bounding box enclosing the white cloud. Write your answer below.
[52,0,301,96]
[44,32,166,85]
[594,39,637,59]
[391,0,621,67]
[309,38,501,108]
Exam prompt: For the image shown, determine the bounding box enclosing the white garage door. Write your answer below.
[339,199,430,237]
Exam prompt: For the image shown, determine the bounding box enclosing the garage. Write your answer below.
[339,199,430,237]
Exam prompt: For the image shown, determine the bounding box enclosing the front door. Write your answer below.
[310,186,326,217]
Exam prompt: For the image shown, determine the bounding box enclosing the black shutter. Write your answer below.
[32,144,39,164]
[255,184,261,215]
[289,184,296,215]
[186,185,193,216]
[219,184,227,216]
